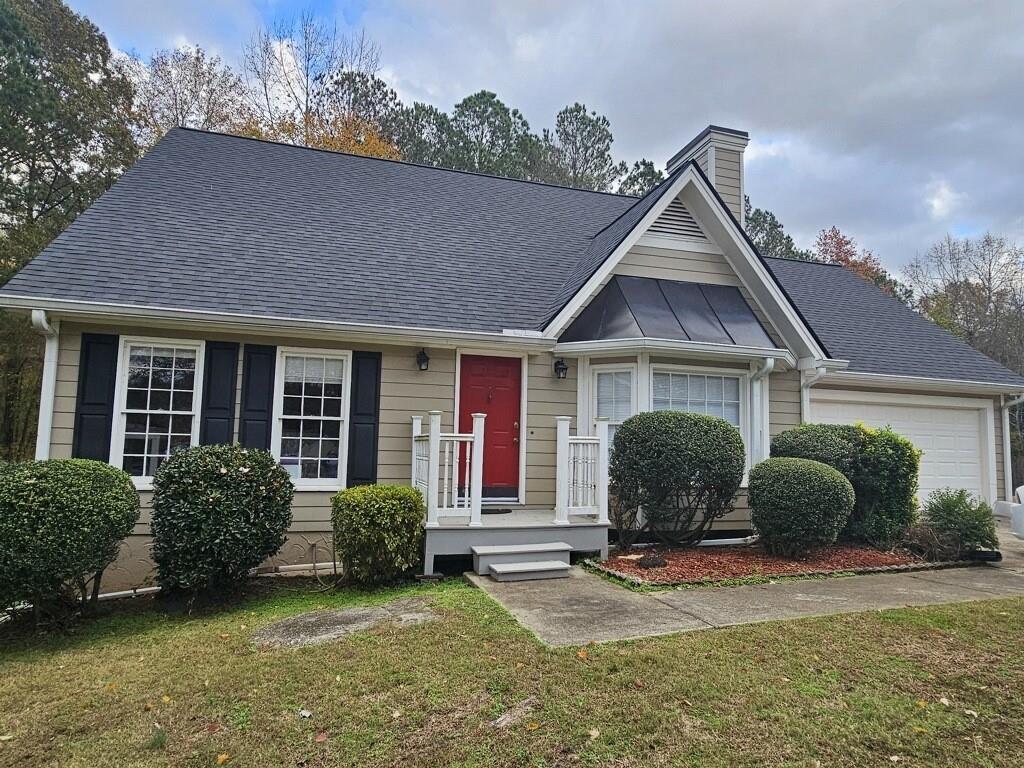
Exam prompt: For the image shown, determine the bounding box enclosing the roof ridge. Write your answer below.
[171,126,640,201]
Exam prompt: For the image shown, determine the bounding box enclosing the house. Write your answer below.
[2,125,1022,587]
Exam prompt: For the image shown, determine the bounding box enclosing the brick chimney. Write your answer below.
[666,125,749,224]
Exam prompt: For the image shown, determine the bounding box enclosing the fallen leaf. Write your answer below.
[913,727,928,734]
[206,722,221,734]
[889,757,902,764]
[576,649,589,661]
[588,728,600,740]
[298,709,312,719]
[487,655,497,661]
[143,702,153,712]
[965,710,979,718]
[939,697,951,706]
[335,675,341,683]
[916,700,927,709]
[161,694,172,704]
[104,682,117,692]
[0,735,13,742]
[525,721,541,731]
[219,634,231,640]
[217,753,231,765]
[315,732,328,743]
[634,679,645,689]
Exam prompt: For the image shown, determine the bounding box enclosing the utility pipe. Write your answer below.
[31,309,59,460]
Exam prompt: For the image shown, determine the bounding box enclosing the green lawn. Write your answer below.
[2,580,1023,768]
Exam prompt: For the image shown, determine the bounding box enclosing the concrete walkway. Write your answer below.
[466,523,1024,647]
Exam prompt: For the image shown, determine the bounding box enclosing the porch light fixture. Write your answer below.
[553,358,569,379]
[416,348,430,371]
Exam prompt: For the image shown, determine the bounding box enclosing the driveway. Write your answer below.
[466,522,1024,647]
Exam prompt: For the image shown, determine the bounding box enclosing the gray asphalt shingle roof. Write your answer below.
[766,257,1024,387]
[2,127,1021,389]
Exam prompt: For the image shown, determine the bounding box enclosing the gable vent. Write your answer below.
[647,198,708,242]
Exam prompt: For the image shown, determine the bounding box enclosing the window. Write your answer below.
[593,367,635,440]
[652,371,742,427]
[112,339,204,482]
[273,349,351,486]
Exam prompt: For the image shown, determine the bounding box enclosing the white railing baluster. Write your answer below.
[554,415,610,522]
[413,411,484,524]
[469,413,485,526]
[596,418,609,524]
[554,416,571,524]
[425,410,441,527]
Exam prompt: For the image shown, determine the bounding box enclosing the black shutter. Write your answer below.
[199,341,240,445]
[238,344,276,450]
[72,333,119,461]
[347,351,382,486]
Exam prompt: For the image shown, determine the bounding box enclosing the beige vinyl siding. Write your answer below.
[714,148,743,220]
[769,368,802,437]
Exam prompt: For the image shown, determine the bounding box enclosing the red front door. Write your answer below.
[459,355,521,498]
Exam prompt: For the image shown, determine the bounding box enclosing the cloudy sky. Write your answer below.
[70,0,1024,271]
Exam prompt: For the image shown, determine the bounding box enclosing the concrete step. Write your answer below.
[472,542,571,575]
[488,560,571,582]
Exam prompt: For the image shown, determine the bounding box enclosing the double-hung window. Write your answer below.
[592,365,636,441]
[112,338,205,485]
[272,348,351,488]
[651,369,744,429]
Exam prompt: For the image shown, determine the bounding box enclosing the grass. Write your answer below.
[2,579,1024,767]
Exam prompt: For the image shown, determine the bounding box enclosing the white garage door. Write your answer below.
[810,391,989,500]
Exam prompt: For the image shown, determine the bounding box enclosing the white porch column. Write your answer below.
[554,416,571,525]
[596,418,610,525]
[410,415,422,487]
[469,413,485,527]
[425,410,441,528]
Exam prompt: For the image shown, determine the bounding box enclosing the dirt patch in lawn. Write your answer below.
[251,596,436,648]
[598,544,928,586]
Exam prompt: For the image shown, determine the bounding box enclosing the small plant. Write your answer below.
[906,488,999,560]
[150,445,294,597]
[332,484,424,585]
[637,552,667,569]
[771,423,921,548]
[748,457,855,557]
[610,411,745,547]
[0,459,139,624]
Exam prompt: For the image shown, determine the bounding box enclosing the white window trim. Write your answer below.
[109,336,207,491]
[270,346,353,492]
[649,362,752,471]
[589,363,639,435]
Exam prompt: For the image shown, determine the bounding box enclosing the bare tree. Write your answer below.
[242,10,380,146]
[122,46,250,147]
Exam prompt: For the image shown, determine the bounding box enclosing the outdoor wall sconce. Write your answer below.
[416,348,430,371]
[553,358,569,379]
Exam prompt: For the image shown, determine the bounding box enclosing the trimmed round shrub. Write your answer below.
[610,411,745,547]
[916,488,998,560]
[771,423,920,547]
[0,459,139,619]
[749,457,855,557]
[151,445,294,595]
[332,485,424,585]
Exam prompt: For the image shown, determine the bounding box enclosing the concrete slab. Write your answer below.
[251,597,436,648]
[467,554,1024,647]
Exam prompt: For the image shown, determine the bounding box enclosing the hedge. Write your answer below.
[0,459,139,621]
[332,484,424,585]
[771,423,920,547]
[748,457,855,557]
[151,445,294,596]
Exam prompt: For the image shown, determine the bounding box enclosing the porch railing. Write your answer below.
[411,410,485,528]
[554,416,610,525]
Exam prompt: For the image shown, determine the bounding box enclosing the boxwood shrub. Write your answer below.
[917,488,998,559]
[748,457,855,557]
[0,459,139,621]
[771,423,920,547]
[610,411,745,547]
[332,485,424,585]
[151,445,294,596]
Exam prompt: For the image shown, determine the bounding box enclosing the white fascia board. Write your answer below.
[553,337,796,367]
[823,369,1024,396]
[677,175,828,362]
[542,168,698,340]
[0,295,556,352]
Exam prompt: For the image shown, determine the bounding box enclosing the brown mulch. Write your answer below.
[602,543,923,585]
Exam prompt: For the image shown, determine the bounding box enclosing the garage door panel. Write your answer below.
[810,392,984,499]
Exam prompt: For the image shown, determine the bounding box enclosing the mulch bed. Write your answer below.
[597,543,953,586]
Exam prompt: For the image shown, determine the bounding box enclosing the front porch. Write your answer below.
[411,410,611,578]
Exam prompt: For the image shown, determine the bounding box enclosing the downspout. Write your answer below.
[1002,393,1024,502]
[31,310,59,461]
[800,365,828,423]
[750,358,774,462]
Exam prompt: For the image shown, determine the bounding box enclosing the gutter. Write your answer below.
[31,310,59,460]
[800,364,828,423]
[750,358,774,461]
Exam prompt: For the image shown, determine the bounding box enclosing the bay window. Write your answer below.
[651,371,743,428]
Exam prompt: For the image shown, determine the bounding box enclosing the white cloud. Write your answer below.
[925,178,965,220]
